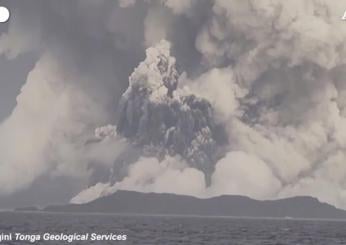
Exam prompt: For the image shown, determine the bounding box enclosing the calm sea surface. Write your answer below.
[0,212,345,244]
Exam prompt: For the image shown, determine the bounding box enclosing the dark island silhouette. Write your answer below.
[25,191,346,220]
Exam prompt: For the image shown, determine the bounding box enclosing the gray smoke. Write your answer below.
[2,0,346,209]
[0,0,147,195]
[73,0,346,208]
[116,40,227,183]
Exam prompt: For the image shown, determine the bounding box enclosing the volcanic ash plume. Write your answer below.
[76,40,228,203]
[116,40,227,183]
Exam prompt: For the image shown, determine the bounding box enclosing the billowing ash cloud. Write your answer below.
[116,40,227,183]
[0,0,146,196]
[2,0,346,209]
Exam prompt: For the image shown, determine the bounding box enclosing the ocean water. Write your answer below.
[0,212,345,244]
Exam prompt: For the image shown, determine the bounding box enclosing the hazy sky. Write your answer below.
[0,54,37,120]
[2,0,346,210]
